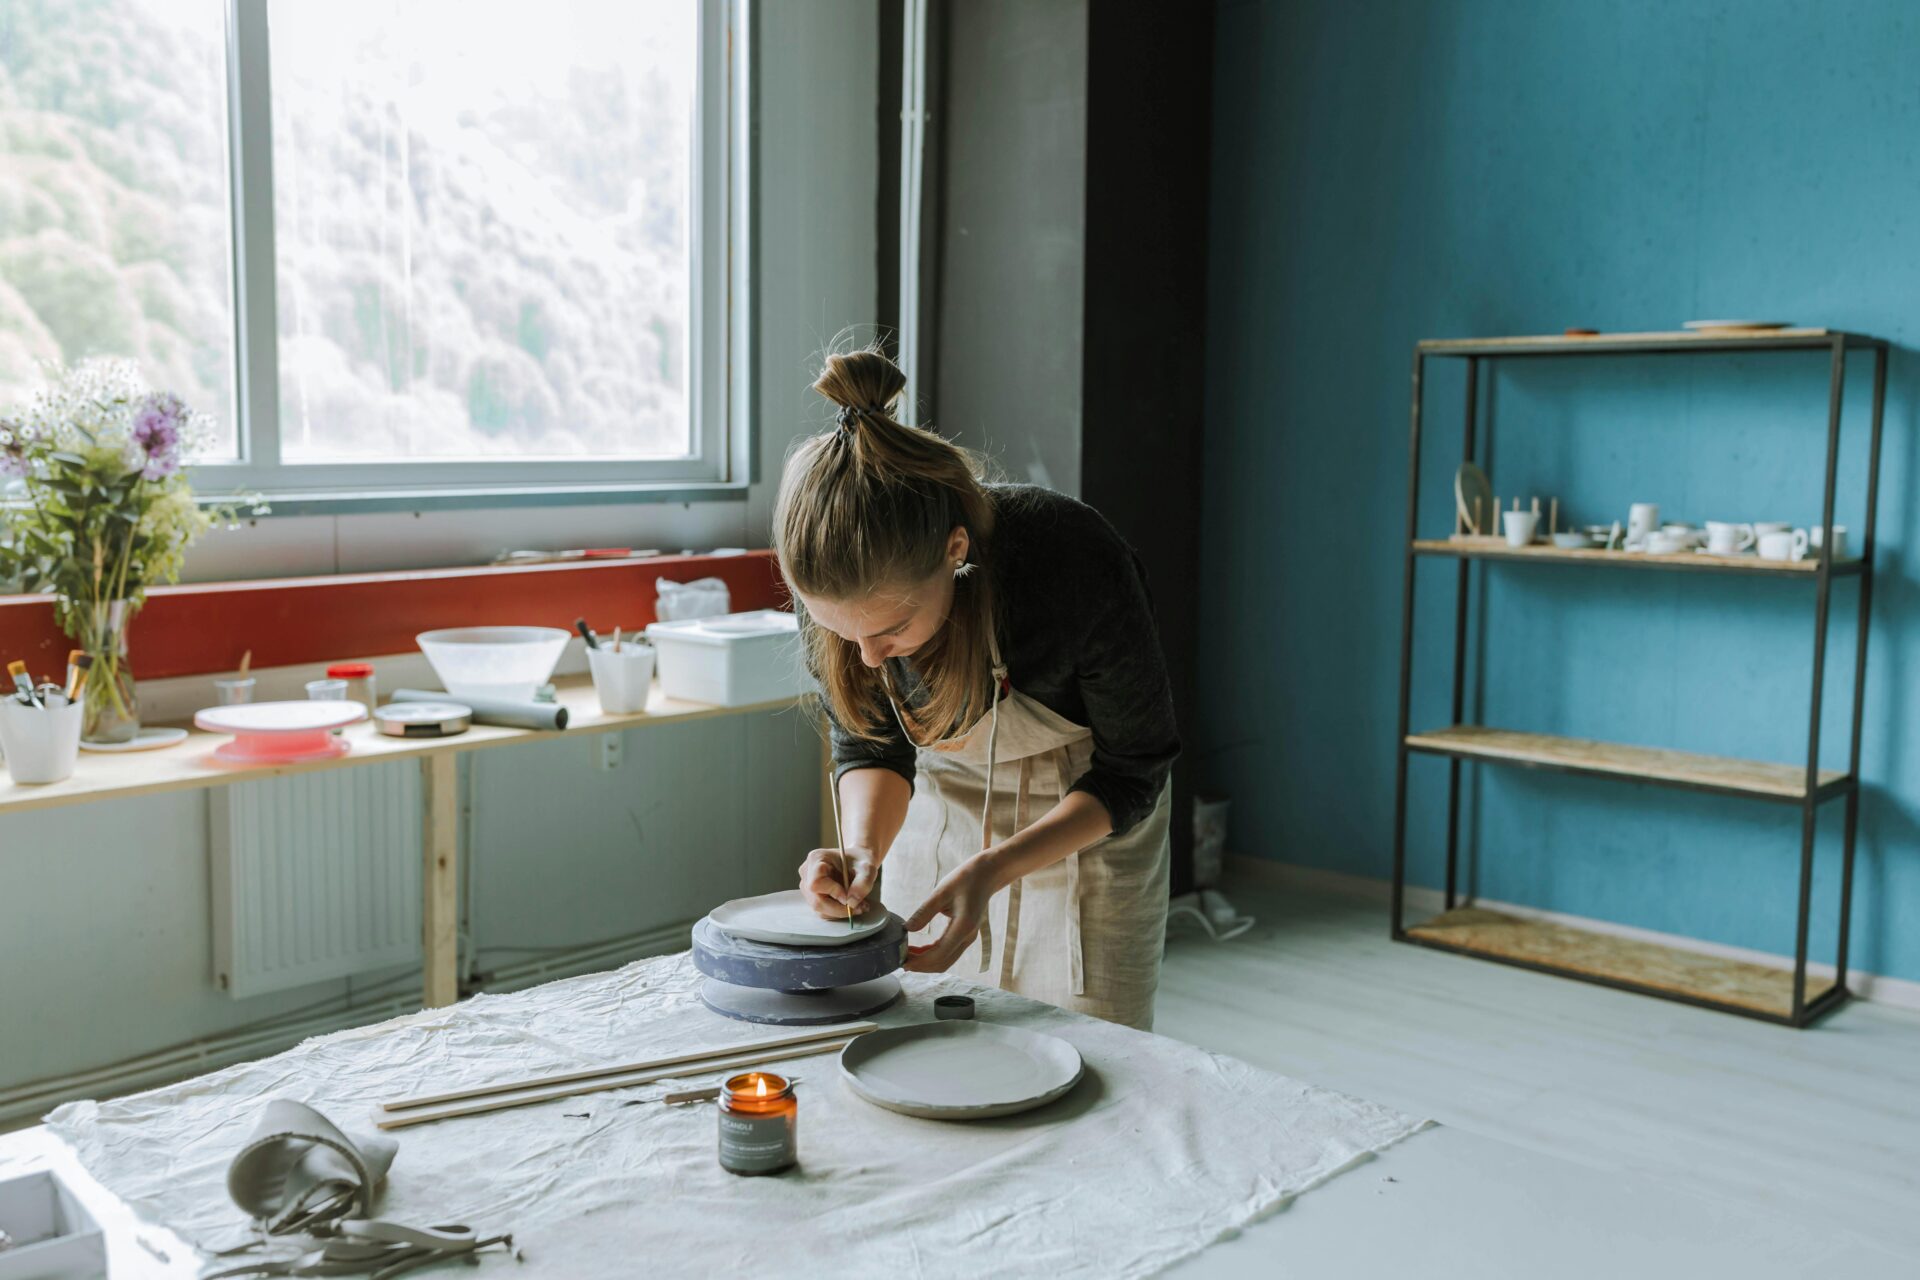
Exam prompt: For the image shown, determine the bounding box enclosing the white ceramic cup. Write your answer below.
[1809,525,1848,559]
[588,643,657,714]
[1627,503,1660,544]
[1753,521,1791,539]
[1704,521,1756,555]
[1758,529,1809,562]
[0,695,83,784]
[1502,509,1539,548]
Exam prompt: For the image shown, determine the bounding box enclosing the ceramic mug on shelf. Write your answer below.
[1502,509,1539,548]
[1758,529,1809,562]
[1644,531,1688,554]
[1627,502,1660,547]
[1810,525,1849,559]
[1704,521,1757,555]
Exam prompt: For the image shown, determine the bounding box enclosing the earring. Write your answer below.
[953,560,974,580]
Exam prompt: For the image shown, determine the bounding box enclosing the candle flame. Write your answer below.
[755,1075,768,1097]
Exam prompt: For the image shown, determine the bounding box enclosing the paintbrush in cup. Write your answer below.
[67,653,93,703]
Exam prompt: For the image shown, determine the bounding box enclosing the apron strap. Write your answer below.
[996,757,1036,988]
[1058,746,1085,997]
[973,677,1002,974]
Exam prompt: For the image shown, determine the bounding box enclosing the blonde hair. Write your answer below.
[773,347,997,742]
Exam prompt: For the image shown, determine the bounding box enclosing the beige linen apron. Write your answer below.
[880,633,1171,1031]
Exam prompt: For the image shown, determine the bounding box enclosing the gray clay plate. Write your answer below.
[839,1021,1084,1120]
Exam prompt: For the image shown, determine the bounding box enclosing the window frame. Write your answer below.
[193,0,751,515]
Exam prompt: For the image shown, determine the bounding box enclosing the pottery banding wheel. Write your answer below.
[692,913,908,1025]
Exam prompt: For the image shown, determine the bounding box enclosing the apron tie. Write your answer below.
[973,664,1007,974]
[996,756,1036,988]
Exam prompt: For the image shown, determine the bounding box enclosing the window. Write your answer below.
[1,0,747,506]
[0,0,238,453]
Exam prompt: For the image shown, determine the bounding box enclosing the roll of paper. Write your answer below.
[390,689,569,732]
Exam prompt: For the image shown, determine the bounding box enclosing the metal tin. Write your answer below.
[374,701,473,738]
[934,995,976,1021]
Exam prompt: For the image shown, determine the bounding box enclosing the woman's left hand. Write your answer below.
[903,853,1002,973]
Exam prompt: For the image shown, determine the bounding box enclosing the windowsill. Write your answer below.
[217,478,752,518]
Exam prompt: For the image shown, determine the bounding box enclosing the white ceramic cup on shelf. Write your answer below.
[1704,521,1757,555]
[1501,509,1539,548]
[1758,529,1810,562]
[588,643,657,715]
[1626,502,1660,547]
[1810,525,1848,559]
[0,695,83,784]
[1752,521,1791,540]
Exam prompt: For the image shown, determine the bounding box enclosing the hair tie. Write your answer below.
[834,403,887,432]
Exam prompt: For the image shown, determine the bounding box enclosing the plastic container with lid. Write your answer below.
[326,662,378,710]
[644,610,808,707]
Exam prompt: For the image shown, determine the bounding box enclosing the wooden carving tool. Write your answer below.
[382,1021,878,1113]
[376,1034,867,1130]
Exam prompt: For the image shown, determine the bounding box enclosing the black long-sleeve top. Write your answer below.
[826,483,1180,838]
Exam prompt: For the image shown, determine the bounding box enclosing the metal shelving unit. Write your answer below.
[1390,328,1888,1027]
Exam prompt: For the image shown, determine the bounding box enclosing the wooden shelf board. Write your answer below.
[1417,329,1882,357]
[1412,539,1862,576]
[1405,907,1834,1018]
[0,676,809,818]
[1405,725,1846,802]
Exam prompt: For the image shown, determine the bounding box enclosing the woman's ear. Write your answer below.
[946,524,971,568]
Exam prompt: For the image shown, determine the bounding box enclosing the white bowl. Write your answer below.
[416,627,570,702]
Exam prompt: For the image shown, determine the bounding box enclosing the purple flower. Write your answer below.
[132,393,184,477]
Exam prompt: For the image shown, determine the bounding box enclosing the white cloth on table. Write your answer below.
[47,953,1425,1279]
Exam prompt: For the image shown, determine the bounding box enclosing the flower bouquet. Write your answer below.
[0,359,245,743]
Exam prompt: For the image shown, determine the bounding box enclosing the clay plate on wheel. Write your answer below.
[839,1021,1084,1120]
[707,889,890,948]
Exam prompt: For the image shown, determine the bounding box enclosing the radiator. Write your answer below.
[210,762,425,998]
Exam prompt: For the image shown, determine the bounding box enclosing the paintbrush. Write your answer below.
[61,649,83,700]
[7,660,41,708]
[238,648,252,678]
[67,653,93,703]
[575,618,600,650]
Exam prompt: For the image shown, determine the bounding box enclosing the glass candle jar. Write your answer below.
[717,1071,796,1176]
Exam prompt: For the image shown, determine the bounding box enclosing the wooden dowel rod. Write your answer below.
[376,1038,853,1130]
[382,1021,878,1113]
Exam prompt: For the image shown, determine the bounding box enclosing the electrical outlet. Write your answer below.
[596,734,623,772]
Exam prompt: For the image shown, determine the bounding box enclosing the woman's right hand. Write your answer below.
[799,846,881,918]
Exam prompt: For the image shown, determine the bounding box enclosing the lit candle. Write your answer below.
[717,1071,797,1176]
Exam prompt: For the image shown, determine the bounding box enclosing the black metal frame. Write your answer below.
[1390,330,1888,1028]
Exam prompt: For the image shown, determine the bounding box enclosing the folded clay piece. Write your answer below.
[208,1099,513,1278]
[226,1099,397,1231]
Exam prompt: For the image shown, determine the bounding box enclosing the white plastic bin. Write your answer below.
[644,610,809,707]
[0,1170,106,1280]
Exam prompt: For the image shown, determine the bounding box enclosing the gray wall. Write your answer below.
[930,0,1087,494]
[0,0,878,1099]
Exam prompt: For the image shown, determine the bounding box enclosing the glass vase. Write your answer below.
[76,599,140,745]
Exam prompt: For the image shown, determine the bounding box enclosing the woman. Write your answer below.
[774,348,1179,1030]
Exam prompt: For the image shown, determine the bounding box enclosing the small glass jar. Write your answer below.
[327,662,378,710]
[717,1071,796,1176]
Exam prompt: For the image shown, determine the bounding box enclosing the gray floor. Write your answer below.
[1157,873,1920,1271]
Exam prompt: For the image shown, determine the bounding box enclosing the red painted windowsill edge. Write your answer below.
[0,551,791,682]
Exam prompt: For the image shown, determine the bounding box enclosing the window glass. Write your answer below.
[0,0,237,454]
[268,0,697,462]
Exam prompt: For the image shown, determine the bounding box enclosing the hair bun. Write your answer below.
[815,348,907,422]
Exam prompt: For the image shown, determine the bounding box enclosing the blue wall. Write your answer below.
[1200,0,1920,981]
